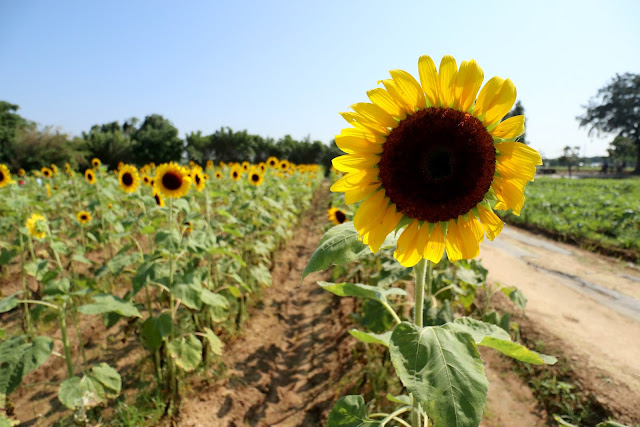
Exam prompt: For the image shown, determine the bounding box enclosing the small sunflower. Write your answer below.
[91,158,101,168]
[258,162,266,173]
[206,160,214,169]
[25,213,47,239]
[41,167,53,178]
[18,168,25,177]
[191,169,206,192]
[331,54,541,267]
[215,171,223,179]
[279,160,290,171]
[117,161,124,170]
[267,156,279,168]
[0,164,11,188]
[77,211,92,224]
[85,169,96,185]
[248,170,264,186]
[241,161,250,172]
[230,165,242,181]
[154,162,192,198]
[153,192,165,207]
[202,173,209,182]
[327,207,348,225]
[182,221,194,234]
[50,164,58,175]
[142,174,151,186]
[118,165,140,193]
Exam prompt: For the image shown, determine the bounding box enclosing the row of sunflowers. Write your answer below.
[0,157,323,424]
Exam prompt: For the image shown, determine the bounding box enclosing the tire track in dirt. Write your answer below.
[179,181,354,427]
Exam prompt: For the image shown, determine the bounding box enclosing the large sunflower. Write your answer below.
[331,55,541,267]
[154,162,192,198]
[26,213,47,239]
[85,168,96,185]
[0,164,11,188]
[118,164,140,193]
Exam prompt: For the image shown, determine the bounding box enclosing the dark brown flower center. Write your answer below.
[81,214,88,220]
[154,194,162,205]
[162,171,182,190]
[0,171,5,181]
[195,174,201,185]
[335,210,347,224]
[122,172,133,186]
[251,173,260,182]
[378,107,496,223]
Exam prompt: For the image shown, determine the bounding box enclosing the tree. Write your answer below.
[131,115,184,165]
[558,146,580,178]
[502,100,528,145]
[11,126,86,171]
[82,121,134,169]
[0,101,35,164]
[578,73,640,174]
[607,135,635,172]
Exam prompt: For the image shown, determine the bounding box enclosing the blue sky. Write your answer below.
[1,0,639,158]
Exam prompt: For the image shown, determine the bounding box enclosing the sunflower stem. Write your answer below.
[19,232,33,336]
[413,259,427,328]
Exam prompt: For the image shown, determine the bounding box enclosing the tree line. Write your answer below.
[0,101,340,173]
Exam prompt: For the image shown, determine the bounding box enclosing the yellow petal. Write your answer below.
[475,77,516,126]
[381,79,413,116]
[490,115,525,140]
[335,128,384,155]
[466,215,484,243]
[332,154,380,173]
[340,112,389,135]
[496,157,537,181]
[367,88,405,119]
[418,55,439,107]
[478,205,503,241]
[351,102,397,128]
[353,190,387,232]
[453,60,484,112]
[394,220,423,267]
[362,204,403,253]
[330,168,378,192]
[495,141,542,165]
[445,217,480,261]
[389,69,426,111]
[424,222,445,263]
[438,55,457,108]
[492,177,525,215]
[345,182,381,204]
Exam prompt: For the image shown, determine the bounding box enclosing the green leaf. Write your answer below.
[302,222,397,279]
[203,327,224,356]
[0,248,17,266]
[201,290,229,322]
[21,336,53,375]
[78,294,141,318]
[88,363,121,398]
[443,318,556,365]
[250,264,272,287]
[171,282,202,310]
[351,300,395,334]
[0,292,21,313]
[0,337,31,398]
[71,254,93,265]
[155,229,181,252]
[58,375,105,409]
[168,334,202,372]
[500,286,527,311]
[326,395,380,427]
[386,394,411,406]
[349,330,391,347]
[318,281,405,305]
[140,313,172,351]
[389,322,488,427]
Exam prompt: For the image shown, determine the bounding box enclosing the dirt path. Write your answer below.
[179,182,355,427]
[479,225,640,423]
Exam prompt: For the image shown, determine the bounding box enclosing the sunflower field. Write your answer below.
[0,159,322,423]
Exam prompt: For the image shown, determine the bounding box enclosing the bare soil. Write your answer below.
[480,224,640,425]
[178,182,357,426]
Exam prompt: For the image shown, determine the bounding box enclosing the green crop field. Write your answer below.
[502,177,640,255]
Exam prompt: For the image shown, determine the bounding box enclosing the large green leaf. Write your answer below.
[326,395,380,427]
[443,318,556,365]
[58,376,104,409]
[172,282,202,310]
[0,337,31,399]
[78,294,141,318]
[302,222,397,279]
[20,336,53,375]
[0,292,21,314]
[389,322,488,427]
[140,313,172,351]
[88,363,121,398]
[168,334,202,372]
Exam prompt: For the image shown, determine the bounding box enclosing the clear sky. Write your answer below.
[1,0,639,159]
